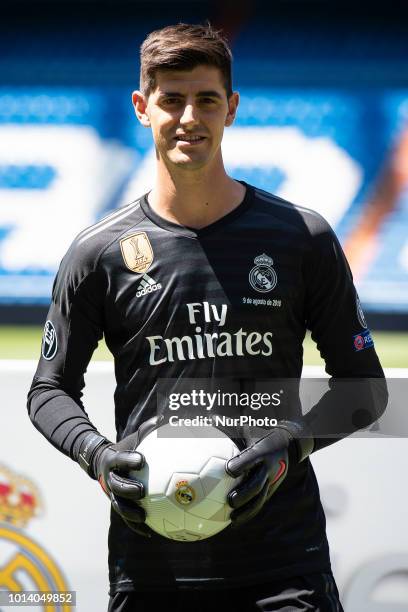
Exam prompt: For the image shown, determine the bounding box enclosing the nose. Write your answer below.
[179,103,199,128]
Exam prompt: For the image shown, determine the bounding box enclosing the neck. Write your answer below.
[148,155,246,229]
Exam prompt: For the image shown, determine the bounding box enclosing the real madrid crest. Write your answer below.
[249,254,277,293]
[120,232,154,274]
[175,480,195,505]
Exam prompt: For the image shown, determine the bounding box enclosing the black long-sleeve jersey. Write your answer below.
[28,182,385,593]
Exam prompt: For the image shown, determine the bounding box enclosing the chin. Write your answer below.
[169,154,209,170]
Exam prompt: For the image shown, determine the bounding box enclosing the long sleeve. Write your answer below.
[27,237,106,462]
[302,216,388,451]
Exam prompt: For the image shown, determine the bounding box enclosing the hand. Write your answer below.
[78,416,163,537]
[226,422,313,528]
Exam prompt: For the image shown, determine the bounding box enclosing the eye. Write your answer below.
[162,97,181,106]
[199,97,216,105]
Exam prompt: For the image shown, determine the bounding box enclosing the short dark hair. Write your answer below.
[140,23,233,98]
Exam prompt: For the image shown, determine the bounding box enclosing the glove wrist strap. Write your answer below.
[78,432,110,479]
[278,420,314,463]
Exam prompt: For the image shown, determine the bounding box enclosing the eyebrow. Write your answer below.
[159,90,223,99]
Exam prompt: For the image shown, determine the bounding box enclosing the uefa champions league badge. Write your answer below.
[249,254,277,293]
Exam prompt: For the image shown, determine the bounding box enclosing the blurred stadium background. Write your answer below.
[0,1,407,610]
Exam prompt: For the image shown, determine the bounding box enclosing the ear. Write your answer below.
[225,91,239,127]
[132,90,151,127]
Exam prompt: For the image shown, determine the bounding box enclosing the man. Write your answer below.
[28,23,386,611]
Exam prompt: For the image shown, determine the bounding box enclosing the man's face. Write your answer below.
[134,65,238,171]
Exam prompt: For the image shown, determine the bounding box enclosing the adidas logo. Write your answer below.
[136,273,162,298]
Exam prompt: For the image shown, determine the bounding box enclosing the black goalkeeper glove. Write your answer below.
[78,416,163,537]
[226,421,314,528]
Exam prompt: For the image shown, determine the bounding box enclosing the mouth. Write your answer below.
[174,135,206,145]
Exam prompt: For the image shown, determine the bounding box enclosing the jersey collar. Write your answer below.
[140,181,253,238]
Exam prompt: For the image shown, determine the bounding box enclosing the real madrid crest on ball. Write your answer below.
[249,254,277,293]
[175,480,195,505]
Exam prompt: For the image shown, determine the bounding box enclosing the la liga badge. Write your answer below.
[42,320,57,360]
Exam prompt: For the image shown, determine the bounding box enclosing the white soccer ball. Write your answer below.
[131,423,243,542]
